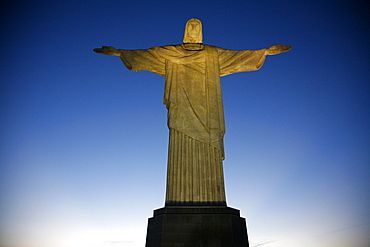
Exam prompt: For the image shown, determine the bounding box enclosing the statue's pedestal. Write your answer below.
[145,206,249,247]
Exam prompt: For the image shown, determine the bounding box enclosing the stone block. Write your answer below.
[145,206,249,247]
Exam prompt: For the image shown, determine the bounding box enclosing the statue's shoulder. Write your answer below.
[146,44,181,53]
[204,44,222,50]
[208,44,227,50]
[157,44,182,49]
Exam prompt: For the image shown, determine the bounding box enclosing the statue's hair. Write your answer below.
[183,18,203,44]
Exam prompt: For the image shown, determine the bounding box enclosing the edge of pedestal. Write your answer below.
[152,206,242,217]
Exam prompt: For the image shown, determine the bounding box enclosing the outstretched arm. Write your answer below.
[93,46,121,56]
[266,44,292,55]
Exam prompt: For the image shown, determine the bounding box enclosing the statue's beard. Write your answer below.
[183,31,202,44]
[186,36,199,43]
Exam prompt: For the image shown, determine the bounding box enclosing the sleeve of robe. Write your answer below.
[217,47,267,77]
[118,47,166,76]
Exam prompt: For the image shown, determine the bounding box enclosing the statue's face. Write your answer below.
[183,18,202,44]
[187,21,201,38]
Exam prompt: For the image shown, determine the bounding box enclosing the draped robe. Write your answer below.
[119,44,266,205]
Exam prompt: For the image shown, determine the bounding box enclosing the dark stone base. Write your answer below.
[145,206,249,247]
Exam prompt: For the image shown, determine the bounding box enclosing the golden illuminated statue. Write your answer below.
[94,18,291,206]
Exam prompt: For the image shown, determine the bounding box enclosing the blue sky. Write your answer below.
[1,0,369,247]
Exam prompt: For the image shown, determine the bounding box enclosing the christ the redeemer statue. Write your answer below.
[94,18,291,207]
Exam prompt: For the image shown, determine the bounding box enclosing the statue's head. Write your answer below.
[183,18,203,44]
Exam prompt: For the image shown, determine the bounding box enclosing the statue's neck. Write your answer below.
[182,43,204,51]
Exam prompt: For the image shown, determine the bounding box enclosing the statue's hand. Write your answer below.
[266,44,292,55]
[93,46,120,56]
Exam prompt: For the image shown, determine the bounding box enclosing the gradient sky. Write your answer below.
[1,1,369,247]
